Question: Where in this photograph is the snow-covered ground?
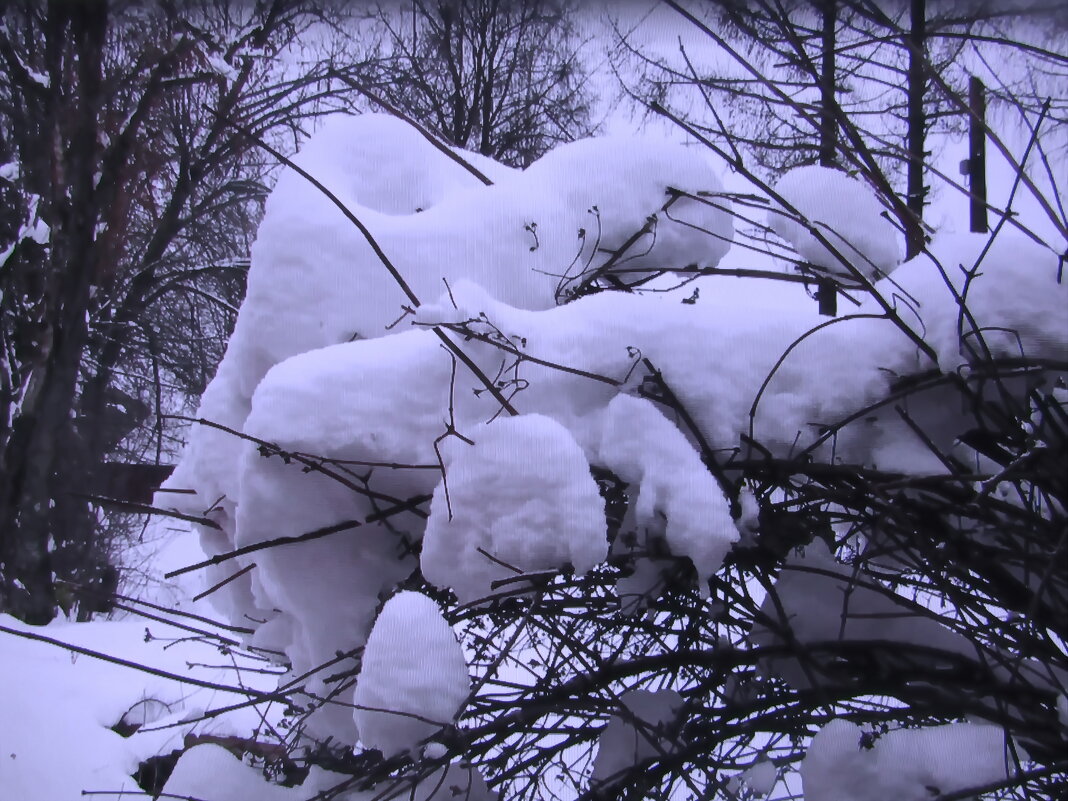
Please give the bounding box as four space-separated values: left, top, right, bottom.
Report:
0 522 289 798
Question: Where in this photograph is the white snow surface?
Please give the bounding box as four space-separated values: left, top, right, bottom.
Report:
0 605 280 799
353 592 471 757
600 393 736 591
751 539 974 689
161 743 496 800
769 165 901 280
801 718 1017 801
421 414 608 604
591 689 684 786
163 744 340 800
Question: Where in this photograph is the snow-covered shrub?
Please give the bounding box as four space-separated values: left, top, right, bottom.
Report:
157 112 1067 800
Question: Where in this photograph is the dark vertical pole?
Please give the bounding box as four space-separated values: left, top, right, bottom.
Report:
817 0 838 316
818 0 837 167
968 75 988 233
905 0 927 259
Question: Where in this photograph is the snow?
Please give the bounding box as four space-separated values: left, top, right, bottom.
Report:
421 414 608 604
736 482 760 543
217 280 913 705
0 523 488 801
353 592 471 757
801 718 1018 801
162 743 340 800
156 113 738 739
768 165 901 281
0 611 279 800
869 230 1068 373
750 539 974 690
154 112 1068 765
9 48 50 88
727 760 779 798
26 67 49 88
205 53 239 81
0 161 19 181
600 393 737 592
591 688 684 787
1 194 51 266
162 743 495 800
160 112 733 528
742 760 779 796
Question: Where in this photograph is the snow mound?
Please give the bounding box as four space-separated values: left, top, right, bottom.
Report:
353 592 470 757
160 113 733 528
163 744 349 800
0 613 281 801
872 231 1068 372
801 718 1017 801
751 539 973 689
601 393 738 592
421 414 608 604
163 742 495 800
591 689 684 787
769 165 901 281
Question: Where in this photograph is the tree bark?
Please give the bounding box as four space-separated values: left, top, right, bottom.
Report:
905 0 927 258
817 0 839 317
818 0 838 168
968 75 988 233
0 0 107 624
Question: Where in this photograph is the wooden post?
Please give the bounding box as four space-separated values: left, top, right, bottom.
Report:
818 0 837 168
815 278 837 316
968 76 988 233
817 0 838 317
905 0 927 259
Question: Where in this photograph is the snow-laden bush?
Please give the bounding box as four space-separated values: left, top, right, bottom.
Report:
157 113 1067 800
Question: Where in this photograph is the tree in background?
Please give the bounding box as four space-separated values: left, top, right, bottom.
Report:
367 0 597 167
614 0 1066 259
0 0 372 623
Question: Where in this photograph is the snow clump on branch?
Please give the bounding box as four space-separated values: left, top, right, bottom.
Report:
421 414 608 604
801 718 1021 801
353 591 470 758
768 164 901 281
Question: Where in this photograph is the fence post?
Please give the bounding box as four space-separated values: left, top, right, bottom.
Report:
961 76 988 233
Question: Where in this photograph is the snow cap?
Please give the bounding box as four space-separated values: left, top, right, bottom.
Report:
769 165 901 281
354 592 470 756
421 414 608 604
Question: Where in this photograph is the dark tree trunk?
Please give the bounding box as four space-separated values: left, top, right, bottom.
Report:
967 76 988 233
905 0 927 258
817 0 839 317
0 1 107 624
818 0 837 168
